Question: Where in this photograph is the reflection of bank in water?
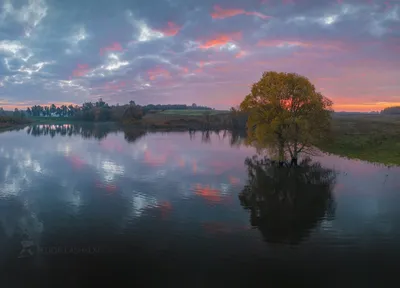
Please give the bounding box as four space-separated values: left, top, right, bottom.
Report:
239 155 337 245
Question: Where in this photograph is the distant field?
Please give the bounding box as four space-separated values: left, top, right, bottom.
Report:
158 110 229 116
319 114 400 166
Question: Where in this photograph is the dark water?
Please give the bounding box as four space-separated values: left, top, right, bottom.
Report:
1 124 400 287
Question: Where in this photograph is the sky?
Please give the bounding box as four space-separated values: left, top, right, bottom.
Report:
0 0 399 112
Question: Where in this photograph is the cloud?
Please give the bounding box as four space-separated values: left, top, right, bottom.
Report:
72 64 90 77
100 43 123 56
199 32 242 49
156 22 181 36
0 0 399 111
1 0 48 38
147 67 171 81
211 5 271 19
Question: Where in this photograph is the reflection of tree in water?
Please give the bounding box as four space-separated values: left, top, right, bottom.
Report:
201 130 211 143
239 155 336 245
188 129 246 147
123 129 147 143
229 130 246 147
26 124 146 144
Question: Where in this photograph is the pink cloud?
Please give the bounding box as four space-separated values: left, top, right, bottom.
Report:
104 81 126 91
157 21 181 36
199 32 242 49
72 63 90 77
99 42 123 56
235 51 247 58
180 66 189 74
147 66 171 80
211 5 271 19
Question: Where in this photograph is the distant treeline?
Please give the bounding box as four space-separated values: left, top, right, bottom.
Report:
1 100 247 131
1 100 213 122
381 106 400 115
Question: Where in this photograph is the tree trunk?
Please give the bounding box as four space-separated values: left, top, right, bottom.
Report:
278 138 285 167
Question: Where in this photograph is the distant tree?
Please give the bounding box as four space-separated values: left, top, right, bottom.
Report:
67 104 75 116
129 100 136 106
26 107 32 116
13 108 21 118
0 107 6 116
50 104 56 115
82 102 94 111
61 105 68 117
44 106 50 117
38 105 44 116
56 107 62 116
381 106 400 115
122 105 143 123
96 98 106 108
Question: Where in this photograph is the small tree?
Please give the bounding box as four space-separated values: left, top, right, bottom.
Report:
13 108 20 118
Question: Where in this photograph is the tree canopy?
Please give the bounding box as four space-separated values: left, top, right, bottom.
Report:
240 71 333 165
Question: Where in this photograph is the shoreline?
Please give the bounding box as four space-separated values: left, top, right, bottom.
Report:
2 118 399 167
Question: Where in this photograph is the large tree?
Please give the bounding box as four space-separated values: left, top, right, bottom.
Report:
240 71 333 166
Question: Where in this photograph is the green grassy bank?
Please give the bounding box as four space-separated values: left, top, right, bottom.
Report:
318 114 400 166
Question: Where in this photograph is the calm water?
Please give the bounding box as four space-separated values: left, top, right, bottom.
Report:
1 124 400 287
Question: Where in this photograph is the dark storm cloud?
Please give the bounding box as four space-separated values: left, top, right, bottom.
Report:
0 0 399 111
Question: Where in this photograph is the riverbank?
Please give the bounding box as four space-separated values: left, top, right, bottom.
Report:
0 116 31 131
318 114 400 166
10 113 400 166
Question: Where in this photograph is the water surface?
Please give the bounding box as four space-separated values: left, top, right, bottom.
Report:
1 124 400 286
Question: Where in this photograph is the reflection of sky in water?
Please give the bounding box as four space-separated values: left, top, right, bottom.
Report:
1 125 400 263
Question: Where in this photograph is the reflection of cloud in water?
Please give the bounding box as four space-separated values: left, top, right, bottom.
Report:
101 160 125 182
143 150 167 167
0 197 44 244
131 191 158 217
193 184 231 204
57 143 71 156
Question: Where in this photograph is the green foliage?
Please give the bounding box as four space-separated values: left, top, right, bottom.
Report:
240 71 333 162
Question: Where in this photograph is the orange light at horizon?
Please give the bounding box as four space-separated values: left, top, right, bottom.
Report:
333 102 400 112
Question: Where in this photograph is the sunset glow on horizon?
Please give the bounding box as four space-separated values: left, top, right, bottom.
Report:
0 0 399 112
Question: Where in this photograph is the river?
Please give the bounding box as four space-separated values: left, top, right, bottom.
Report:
1 124 399 287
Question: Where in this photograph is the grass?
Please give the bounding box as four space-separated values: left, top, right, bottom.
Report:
318 114 400 166
0 116 31 131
